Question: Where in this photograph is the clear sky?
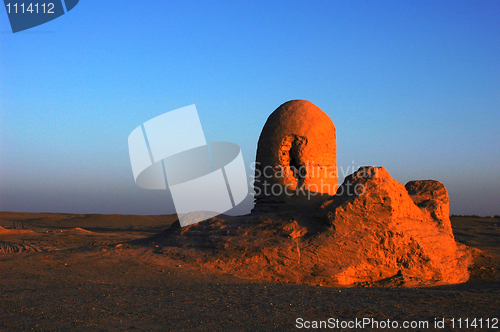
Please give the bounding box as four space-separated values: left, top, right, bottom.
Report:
1 0 499 216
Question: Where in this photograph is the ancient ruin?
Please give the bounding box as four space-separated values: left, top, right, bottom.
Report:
253 100 337 212
150 100 473 286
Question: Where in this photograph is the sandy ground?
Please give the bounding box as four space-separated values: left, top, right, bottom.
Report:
1 212 499 331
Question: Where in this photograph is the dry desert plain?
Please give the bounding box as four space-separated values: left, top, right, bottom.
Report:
1 212 500 331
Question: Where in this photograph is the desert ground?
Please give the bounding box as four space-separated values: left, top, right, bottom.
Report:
1 212 499 331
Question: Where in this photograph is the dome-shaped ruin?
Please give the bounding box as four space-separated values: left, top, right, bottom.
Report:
253 100 337 212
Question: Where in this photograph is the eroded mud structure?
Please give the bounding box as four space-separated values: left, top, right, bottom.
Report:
253 100 337 212
152 100 472 286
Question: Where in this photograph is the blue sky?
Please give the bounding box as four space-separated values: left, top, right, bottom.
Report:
1 0 499 216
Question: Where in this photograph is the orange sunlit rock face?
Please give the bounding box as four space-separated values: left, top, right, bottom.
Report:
405 180 452 234
154 166 472 286
253 100 337 212
316 166 470 285
103 99 477 287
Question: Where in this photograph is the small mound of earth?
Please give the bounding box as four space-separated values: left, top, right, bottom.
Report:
68 227 93 233
0 226 34 235
147 166 472 287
